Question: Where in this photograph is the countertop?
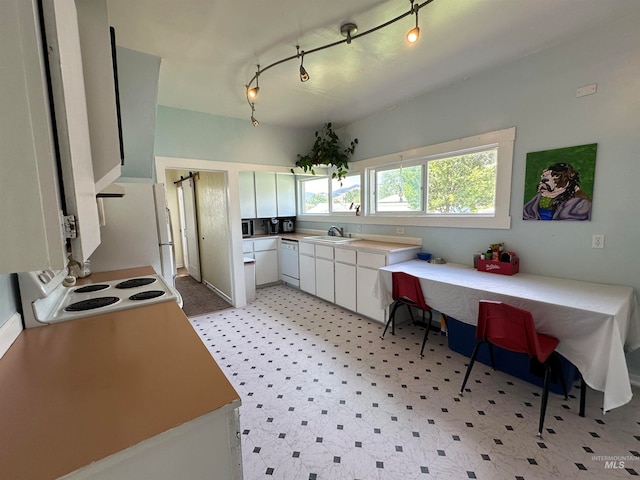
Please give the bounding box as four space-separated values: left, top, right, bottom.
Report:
0 267 240 480
245 232 422 254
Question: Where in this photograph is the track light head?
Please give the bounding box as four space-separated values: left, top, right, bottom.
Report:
300 64 310 82
297 46 310 82
247 66 260 100
250 102 259 126
407 26 420 43
407 2 420 43
247 86 260 100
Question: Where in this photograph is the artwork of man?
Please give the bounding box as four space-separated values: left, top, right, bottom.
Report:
523 163 591 220
523 144 596 221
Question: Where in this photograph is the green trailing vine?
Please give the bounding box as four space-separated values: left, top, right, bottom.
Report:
292 123 358 182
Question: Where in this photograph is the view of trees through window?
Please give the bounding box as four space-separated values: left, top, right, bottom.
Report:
300 147 497 216
426 149 497 214
376 165 423 212
374 148 497 214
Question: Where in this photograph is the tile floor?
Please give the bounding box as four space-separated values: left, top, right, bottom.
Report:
190 284 640 479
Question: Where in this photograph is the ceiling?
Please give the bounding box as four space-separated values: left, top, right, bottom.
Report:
107 0 639 129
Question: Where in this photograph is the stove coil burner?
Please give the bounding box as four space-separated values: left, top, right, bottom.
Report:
65 297 119 312
73 284 110 293
115 277 157 289
129 290 165 301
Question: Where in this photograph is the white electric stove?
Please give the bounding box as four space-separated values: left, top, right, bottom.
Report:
18 269 183 328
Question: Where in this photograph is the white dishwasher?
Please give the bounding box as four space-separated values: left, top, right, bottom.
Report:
280 239 300 287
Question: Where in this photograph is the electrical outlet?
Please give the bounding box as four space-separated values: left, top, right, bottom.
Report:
396 227 405 235
592 234 605 249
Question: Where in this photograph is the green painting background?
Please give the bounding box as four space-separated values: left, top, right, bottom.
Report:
523 143 597 206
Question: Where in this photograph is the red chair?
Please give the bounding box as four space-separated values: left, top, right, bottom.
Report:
380 271 433 358
459 300 568 438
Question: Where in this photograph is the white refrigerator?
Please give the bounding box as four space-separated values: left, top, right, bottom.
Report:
89 183 177 287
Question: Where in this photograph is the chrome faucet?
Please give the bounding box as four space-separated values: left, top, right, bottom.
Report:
328 225 344 237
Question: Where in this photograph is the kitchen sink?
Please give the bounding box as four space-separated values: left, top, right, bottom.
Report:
304 235 357 244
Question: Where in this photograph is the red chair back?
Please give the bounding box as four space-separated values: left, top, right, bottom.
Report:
476 300 558 363
392 271 431 312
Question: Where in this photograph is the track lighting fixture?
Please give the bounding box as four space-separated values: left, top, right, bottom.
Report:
407 1 420 43
245 0 434 125
250 103 259 126
297 46 310 82
246 65 260 101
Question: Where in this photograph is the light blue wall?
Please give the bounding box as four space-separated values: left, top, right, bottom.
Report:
333 10 640 290
155 106 315 169
117 47 161 179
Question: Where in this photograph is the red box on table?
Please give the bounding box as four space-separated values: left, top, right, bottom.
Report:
477 257 519 275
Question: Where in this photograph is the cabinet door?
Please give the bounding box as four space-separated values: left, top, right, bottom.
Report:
254 250 279 286
356 266 385 322
42 0 101 264
0 0 66 272
75 0 122 192
254 172 277 218
239 171 257 219
335 262 356 312
299 254 316 295
315 257 334 302
276 173 296 217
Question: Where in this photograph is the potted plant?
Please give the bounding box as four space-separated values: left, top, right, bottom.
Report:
292 123 358 182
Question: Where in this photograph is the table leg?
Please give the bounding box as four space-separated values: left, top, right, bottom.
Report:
579 377 586 417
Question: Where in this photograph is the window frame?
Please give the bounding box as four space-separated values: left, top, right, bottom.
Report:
295 127 515 229
297 171 363 216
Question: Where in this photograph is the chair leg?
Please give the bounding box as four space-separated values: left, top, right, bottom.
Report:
380 301 401 339
537 363 552 437
418 311 432 358
459 341 483 396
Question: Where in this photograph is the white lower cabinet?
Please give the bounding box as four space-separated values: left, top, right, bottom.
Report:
335 262 356 311
299 241 316 294
356 251 387 322
299 254 316 294
314 244 334 302
296 240 421 323
315 258 334 302
334 248 356 312
248 238 279 286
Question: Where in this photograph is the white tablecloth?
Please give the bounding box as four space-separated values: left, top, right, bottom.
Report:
377 260 640 412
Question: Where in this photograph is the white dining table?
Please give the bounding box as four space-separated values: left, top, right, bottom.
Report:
376 260 640 412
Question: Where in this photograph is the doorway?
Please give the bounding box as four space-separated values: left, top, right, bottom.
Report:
179 176 201 282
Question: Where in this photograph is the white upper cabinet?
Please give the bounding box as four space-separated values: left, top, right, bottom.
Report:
239 171 257 219
41 0 101 264
254 172 278 218
75 0 123 193
0 0 121 273
0 0 67 273
276 173 296 217
239 171 297 219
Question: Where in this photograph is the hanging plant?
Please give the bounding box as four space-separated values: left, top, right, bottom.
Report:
292 123 358 182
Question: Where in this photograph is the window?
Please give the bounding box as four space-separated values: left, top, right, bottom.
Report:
296 128 515 229
300 174 361 214
374 164 424 213
426 148 497 214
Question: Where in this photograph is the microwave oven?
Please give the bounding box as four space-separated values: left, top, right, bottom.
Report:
242 219 254 237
